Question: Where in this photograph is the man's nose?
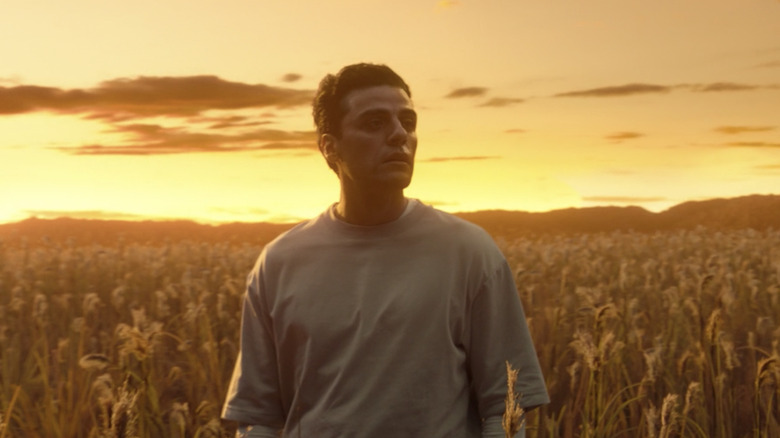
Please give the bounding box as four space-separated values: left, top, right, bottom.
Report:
387 118 408 146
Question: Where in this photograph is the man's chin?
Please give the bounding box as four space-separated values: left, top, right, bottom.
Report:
392 173 414 189
377 175 413 191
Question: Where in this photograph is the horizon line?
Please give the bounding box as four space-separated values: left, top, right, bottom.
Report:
2 193 776 227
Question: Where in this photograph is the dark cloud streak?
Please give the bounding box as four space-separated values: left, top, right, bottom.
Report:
555 83 671 98
0 75 313 118
755 60 780 69
555 82 776 98
445 87 488 98
1 75 319 157
690 82 758 92
54 124 318 156
725 141 780 148
281 73 303 83
605 131 644 141
714 126 775 135
479 97 524 107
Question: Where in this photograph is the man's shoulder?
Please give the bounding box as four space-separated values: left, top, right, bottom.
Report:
417 204 501 253
417 204 510 276
261 212 329 256
422 204 493 239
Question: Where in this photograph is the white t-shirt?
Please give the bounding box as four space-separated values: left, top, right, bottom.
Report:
222 200 549 437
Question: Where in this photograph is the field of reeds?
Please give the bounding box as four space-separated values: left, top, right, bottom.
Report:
1 226 778 437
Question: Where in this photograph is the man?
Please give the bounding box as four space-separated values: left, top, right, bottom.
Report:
222 63 549 437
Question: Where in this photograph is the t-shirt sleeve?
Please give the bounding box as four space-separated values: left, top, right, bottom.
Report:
222 261 286 428
482 415 525 438
466 259 550 419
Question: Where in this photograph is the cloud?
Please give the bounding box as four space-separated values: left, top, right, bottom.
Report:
256 141 318 150
208 116 273 130
554 82 776 98
0 75 320 156
0 75 313 118
605 131 644 141
420 155 500 163
755 60 780 69
555 83 671 98
54 124 317 155
582 196 668 204
725 141 780 148
479 97 524 107
183 114 274 130
445 87 488 98
505 128 525 134
714 125 775 135
690 82 759 92
281 73 303 83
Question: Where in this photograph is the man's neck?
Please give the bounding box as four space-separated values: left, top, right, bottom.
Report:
335 189 408 226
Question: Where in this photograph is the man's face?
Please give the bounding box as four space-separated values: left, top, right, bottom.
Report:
323 85 418 193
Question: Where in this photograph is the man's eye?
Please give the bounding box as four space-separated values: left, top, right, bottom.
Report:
401 117 416 131
363 118 383 129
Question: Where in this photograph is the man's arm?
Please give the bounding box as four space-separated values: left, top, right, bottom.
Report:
222 263 286 429
466 261 550 425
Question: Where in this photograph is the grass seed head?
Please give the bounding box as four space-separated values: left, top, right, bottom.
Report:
110 382 140 438
92 373 115 405
82 293 101 315
682 382 703 416
705 309 723 344
645 404 659 438
659 393 679 438
79 353 111 372
502 361 525 438
571 330 600 371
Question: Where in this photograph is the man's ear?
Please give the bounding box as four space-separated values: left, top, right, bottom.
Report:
319 133 339 166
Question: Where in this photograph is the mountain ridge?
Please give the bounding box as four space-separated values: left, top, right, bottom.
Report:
1 194 778 246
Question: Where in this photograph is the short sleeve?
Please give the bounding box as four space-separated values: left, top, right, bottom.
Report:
222 259 286 428
465 260 550 418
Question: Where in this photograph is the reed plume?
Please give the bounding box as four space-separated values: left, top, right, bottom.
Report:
502 361 525 438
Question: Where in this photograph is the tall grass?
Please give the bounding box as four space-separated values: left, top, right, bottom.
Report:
512 228 780 437
1 227 778 437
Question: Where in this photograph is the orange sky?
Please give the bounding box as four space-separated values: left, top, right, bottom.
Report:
1 0 779 224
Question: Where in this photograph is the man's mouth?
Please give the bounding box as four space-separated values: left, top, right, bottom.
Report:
385 154 412 165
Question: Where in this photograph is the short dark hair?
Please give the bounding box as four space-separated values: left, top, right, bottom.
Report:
312 63 411 138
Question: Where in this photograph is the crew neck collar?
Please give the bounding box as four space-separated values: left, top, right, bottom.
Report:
324 198 424 237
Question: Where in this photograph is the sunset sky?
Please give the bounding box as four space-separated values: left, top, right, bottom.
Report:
2 0 779 224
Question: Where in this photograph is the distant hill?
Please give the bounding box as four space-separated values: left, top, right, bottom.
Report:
458 194 780 236
1 194 778 246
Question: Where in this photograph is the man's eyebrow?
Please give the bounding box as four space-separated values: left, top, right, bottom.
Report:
355 108 417 119
355 108 388 119
400 108 417 118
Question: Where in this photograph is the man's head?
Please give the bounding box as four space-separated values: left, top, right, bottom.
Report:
313 64 417 193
